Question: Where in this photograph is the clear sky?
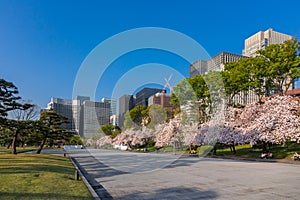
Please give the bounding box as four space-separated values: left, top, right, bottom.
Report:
1 0 300 109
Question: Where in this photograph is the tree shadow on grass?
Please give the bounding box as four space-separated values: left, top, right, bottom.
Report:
0 164 74 175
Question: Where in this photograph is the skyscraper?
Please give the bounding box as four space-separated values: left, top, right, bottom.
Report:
42 96 110 138
135 87 162 106
118 94 135 128
80 101 110 138
47 97 80 133
242 28 292 57
101 98 117 117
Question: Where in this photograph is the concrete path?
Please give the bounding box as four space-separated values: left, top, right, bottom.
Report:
66 149 300 200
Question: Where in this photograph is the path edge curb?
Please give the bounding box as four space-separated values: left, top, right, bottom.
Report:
69 156 101 200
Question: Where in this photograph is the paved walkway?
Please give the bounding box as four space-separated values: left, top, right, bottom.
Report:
66 149 300 200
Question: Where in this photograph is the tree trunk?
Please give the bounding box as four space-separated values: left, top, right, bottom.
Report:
262 142 267 153
213 146 217 156
49 137 54 147
11 130 19 154
232 144 236 154
37 137 47 154
7 139 12 149
20 140 25 147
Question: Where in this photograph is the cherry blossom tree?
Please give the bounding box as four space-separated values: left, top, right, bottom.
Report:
96 136 112 147
92 95 300 155
181 95 300 154
221 95 300 152
85 138 95 147
245 95 300 145
112 127 155 148
154 115 181 148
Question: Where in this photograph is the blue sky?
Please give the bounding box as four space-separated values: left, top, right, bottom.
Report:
1 0 300 108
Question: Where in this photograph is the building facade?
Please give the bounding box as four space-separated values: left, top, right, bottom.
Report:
47 98 80 133
190 52 244 77
242 28 292 57
190 60 208 77
118 94 135 128
148 90 178 111
42 96 110 138
135 87 162 106
101 98 117 117
208 52 245 72
80 101 110 138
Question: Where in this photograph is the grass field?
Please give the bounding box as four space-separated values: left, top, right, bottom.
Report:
0 146 38 154
0 147 92 200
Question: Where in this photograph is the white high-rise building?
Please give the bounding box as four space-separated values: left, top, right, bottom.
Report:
242 28 292 57
41 96 110 138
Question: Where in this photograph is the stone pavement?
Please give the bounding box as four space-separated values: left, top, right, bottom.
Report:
66 149 300 200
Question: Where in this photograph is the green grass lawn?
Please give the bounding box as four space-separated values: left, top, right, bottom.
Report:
0 146 38 154
0 148 92 200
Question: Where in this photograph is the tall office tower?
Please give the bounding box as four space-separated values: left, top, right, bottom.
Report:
189 60 208 77
80 101 110 138
73 96 90 134
189 52 244 77
48 98 78 133
118 94 135 128
242 28 292 57
101 98 117 117
42 96 110 138
135 87 162 107
75 96 90 104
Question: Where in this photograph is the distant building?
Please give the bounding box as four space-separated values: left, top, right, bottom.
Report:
42 96 110 138
190 60 208 77
118 94 135 128
234 29 293 105
101 98 117 117
135 87 162 106
148 90 178 111
208 52 245 72
110 114 118 126
180 101 200 124
190 52 244 77
231 89 260 106
45 98 81 133
80 101 110 138
242 28 292 57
